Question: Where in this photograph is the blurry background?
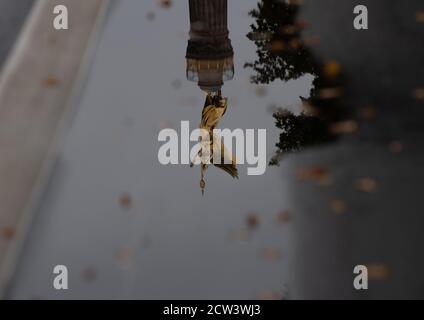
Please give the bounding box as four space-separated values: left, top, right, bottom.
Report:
0 0 423 300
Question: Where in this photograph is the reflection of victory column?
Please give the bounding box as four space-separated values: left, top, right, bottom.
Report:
186 0 234 93
186 0 238 195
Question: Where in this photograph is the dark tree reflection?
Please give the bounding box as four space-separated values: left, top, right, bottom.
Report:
246 0 348 165
244 0 316 84
269 63 347 165
270 108 334 165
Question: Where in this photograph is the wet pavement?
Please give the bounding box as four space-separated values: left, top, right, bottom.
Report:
0 0 34 68
285 0 424 299
6 0 424 299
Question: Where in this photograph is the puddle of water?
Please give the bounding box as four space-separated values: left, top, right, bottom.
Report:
8 0 319 299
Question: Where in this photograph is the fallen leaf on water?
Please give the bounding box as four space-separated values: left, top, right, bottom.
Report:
296 20 309 29
297 166 332 186
260 248 282 262
157 0 172 9
323 60 341 79
416 11 424 23
81 267 97 283
297 166 328 180
158 120 172 130
116 247 135 270
1 227 15 240
318 87 344 99
119 193 133 210
246 213 260 229
366 263 390 280
359 106 377 120
354 178 378 193
330 120 358 135
317 176 333 187
289 38 301 50
303 36 320 46
330 200 347 214
276 210 292 225
270 40 285 53
280 25 298 35
413 88 424 101
43 76 60 87
389 140 403 153
256 291 281 300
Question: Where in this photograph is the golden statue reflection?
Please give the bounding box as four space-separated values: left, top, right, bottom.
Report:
190 91 238 195
186 0 238 195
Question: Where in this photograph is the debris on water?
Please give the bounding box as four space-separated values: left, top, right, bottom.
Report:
389 140 403 153
323 60 341 79
297 166 332 186
330 120 358 135
116 247 135 270
81 267 98 283
256 290 282 300
354 178 378 193
119 193 133 210
359 106 377 120
260 248 282 262
281 24 299 36
413 88 424 101
246 213 260 230
158 120 172 130
416 11 424 23
318 87 344 99
157 0 172 9
269 39 285 53
289 38 301 50
276 210 292 225
43 76 60 87
330 200 347 214
1 227 15 240
303 35 320 46
366 263 390 280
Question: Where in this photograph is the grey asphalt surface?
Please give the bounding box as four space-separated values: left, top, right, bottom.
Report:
287 0 424 299
0 0 34 68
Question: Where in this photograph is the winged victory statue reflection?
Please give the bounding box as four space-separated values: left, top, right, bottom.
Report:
185 0 238 195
